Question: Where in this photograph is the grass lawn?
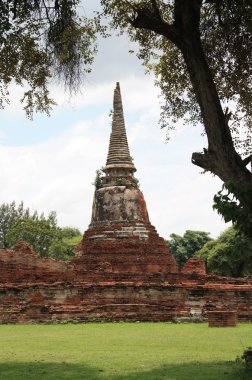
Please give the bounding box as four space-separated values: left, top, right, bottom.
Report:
0 323 251 380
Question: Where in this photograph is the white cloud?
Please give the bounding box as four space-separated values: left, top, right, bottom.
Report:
0 94 229 239
48 75 160 113
0 117 108 232
134 137 229 239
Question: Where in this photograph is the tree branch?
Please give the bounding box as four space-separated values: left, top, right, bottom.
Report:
150 0 161 19
42 0 52 27
174 0 202 32
191 150 216 171
130 3 179 44
243 154 252 167
205 0 224 26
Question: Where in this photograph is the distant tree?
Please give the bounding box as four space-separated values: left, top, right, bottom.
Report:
6 217 60 257
48 226 82 259
167 230 212 268
60 226 82 239
0 0 97 118
197 227 252 277
0 201 81 259
48 239 69 260
0 201 41 249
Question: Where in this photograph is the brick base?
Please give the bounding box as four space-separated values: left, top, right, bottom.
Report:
207 310 237 327
1 245 252 323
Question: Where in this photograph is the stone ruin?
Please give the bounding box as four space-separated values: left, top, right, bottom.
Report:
0 83 252 324
75 82 178 276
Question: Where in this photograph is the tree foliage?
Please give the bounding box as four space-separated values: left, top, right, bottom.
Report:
197 226 252 277
213 181 252 238
0 201 82 259
6 217 59 257
0 201 45 249
57 226 83 258
0 0 97 118
92 168 104 189
167 229 211 268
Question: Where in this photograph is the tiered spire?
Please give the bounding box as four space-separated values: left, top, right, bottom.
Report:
105 82 136 171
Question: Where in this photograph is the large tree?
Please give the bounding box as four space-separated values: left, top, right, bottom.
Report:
0 0 97 118
98 0 252 236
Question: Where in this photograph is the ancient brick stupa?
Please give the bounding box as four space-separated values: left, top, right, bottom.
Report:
75 82 178 275
1 83 252 324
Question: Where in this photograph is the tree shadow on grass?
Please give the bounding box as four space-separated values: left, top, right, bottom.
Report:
0 361 251 380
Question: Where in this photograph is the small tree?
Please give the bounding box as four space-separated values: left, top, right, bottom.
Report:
0 201 40 249
167 230 211 268
92 168 104 189
6 218 60 257
0 201 81 259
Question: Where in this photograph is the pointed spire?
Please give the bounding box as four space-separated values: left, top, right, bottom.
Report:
105 82 136 172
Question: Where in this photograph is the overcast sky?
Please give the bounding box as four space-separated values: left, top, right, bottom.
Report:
0 3 230 239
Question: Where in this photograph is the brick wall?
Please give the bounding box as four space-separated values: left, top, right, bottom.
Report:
0 244 252 323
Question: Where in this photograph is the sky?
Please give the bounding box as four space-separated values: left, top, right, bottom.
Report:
0 3 230 239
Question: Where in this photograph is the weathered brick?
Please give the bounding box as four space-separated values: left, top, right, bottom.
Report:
0 83 252 324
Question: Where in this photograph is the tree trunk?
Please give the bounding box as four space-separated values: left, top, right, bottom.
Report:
172 0 251 184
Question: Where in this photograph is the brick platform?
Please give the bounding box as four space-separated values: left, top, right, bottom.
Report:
207 310 237 327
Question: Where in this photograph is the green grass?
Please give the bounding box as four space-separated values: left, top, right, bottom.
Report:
0 323 251 379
